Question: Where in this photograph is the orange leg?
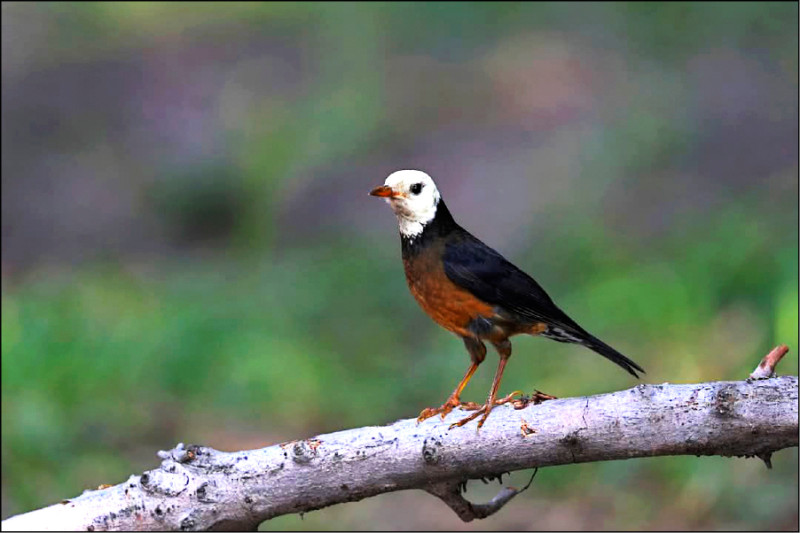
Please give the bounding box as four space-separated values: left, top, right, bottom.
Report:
417 362 479 423
450 354 513 430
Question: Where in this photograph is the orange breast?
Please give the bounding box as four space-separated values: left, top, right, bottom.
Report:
403 248 495 338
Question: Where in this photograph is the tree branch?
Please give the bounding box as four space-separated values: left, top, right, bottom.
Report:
3 348 797 531
750 344 789 379
424 468 538 521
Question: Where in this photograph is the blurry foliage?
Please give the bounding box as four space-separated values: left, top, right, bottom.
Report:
2 1 798 530
148 162 246 244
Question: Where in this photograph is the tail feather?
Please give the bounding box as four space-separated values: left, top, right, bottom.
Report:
582 335 644 378
541 326 644 378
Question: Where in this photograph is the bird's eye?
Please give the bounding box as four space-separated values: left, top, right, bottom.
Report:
410 183 423 195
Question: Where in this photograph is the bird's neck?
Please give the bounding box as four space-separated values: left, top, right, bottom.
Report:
400 199 458 257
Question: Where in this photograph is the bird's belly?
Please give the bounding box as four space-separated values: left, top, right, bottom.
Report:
404 262 498 338
411 284 494 337
402 260 549 342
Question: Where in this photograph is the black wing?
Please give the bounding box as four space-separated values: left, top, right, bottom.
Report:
442 229 644 377
442 230 584 332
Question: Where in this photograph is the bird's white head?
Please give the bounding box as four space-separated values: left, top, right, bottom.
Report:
369 170 441 239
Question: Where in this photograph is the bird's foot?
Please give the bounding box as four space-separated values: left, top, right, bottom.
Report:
458 390 524 411
448 390 524 430
448 402 493 430
417 395 470 423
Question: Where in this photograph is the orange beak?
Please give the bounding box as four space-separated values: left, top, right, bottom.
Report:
369 185 396 198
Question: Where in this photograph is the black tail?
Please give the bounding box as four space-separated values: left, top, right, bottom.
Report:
541 326 644 378
582 334 644 378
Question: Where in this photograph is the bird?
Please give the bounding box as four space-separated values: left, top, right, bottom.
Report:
369 169 644 429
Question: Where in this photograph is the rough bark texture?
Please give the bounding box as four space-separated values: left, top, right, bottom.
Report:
3 371 797 531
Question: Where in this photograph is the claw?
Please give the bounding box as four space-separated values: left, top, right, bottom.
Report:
417 395 461 423
422 389 552 429
497 390 524 405
447 391 526 430
449 408 485 430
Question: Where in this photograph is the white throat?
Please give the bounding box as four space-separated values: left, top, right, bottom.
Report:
396 205 435 240
380 169 442 241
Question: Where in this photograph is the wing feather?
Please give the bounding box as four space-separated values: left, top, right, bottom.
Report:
442 229 645 377
442 231 585 334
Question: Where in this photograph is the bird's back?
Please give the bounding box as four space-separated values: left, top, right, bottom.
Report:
442 227 583 333
442 225 645 378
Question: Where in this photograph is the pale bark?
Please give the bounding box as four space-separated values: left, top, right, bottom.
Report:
3 348 797 531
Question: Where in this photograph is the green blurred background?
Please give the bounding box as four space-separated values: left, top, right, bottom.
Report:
2 2 798 530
